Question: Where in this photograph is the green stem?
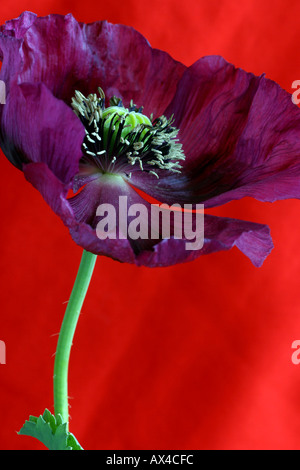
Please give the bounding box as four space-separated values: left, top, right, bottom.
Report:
53 250 97 429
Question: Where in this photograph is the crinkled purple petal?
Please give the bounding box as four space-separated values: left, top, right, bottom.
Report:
23 163 136 264
68 171 174 257
0 11 185 116
0 82 85 179
24 161 274 268
24 162 163 262
81 20 186 116
136 214 273 268
131 56 300 208
0 10 36 38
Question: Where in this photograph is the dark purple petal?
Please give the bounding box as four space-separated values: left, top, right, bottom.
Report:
131 56 300 208
0 82 85 180
24 162 161 262
81 20 186 117
68 172 165 256
0 12 37 94
23 161 274 268
0 12 91 103
0 12 186 116
136 214 273 268
23 162 136 264
0 10 36 38
0 31 22 94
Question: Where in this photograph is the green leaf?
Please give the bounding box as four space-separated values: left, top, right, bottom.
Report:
18 409 83 450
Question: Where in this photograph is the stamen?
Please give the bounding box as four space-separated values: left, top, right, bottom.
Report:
86 135 96 143
71 87 185 179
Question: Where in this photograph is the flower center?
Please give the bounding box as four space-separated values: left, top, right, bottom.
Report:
71 87 185 179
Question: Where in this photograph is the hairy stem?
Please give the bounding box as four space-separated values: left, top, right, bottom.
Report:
53 250 97 428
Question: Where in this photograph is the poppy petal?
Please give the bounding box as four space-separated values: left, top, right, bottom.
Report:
0 82 85 180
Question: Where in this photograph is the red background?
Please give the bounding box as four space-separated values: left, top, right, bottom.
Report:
1 0 300 450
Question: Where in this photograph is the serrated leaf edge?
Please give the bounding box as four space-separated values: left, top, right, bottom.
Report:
18 409 83 450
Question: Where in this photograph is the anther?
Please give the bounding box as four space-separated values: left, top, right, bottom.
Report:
71 87 185 178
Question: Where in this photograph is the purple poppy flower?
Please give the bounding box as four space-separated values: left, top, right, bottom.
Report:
1 11 300 268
